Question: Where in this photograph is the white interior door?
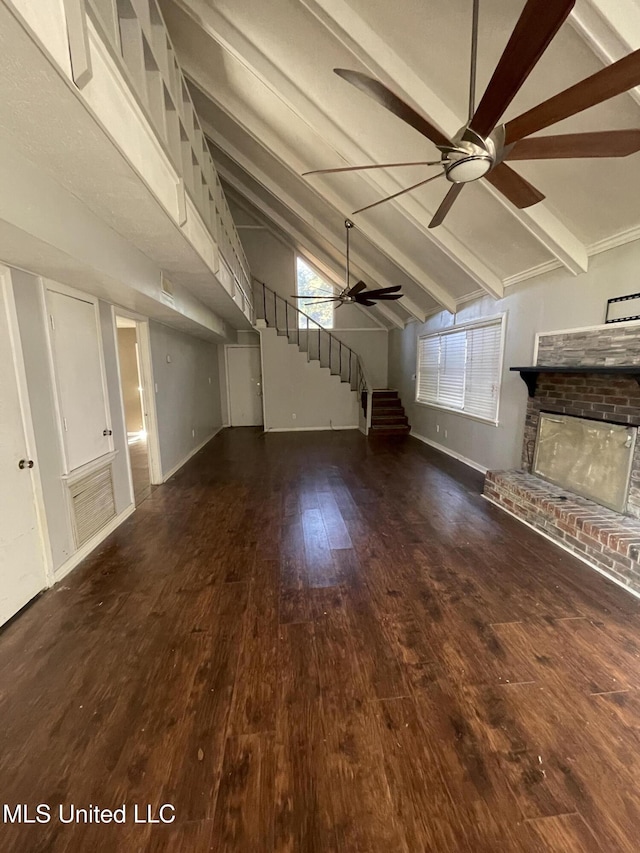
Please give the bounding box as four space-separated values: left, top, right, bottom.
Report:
0 279 47 626
227 346 263 426
47 288 111 471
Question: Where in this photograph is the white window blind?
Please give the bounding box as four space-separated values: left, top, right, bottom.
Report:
416 317 504 423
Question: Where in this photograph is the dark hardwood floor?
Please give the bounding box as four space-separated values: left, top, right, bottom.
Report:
2 428 640 852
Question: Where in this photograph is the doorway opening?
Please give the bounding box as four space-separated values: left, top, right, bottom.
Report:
115 315 157 504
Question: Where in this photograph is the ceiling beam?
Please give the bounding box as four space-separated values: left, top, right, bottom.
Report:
300 0 588 276
207 131 408 327
168 0 471 309
569 0 640 107
184 66 451 315
373 302 411 329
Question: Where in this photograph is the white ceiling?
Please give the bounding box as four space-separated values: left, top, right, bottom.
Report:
158 0 640 324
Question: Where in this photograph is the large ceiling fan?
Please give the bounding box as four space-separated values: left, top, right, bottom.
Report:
303 0 640 228
291 219 404 308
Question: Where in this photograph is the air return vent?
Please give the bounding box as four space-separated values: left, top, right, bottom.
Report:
69 463 116 547
160 272 174 303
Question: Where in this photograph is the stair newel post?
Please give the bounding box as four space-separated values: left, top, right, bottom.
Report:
349 350 352 386
262 281 266 323
274 291 277 330
285 300 289 340
339 341 342 379
329 334 332 374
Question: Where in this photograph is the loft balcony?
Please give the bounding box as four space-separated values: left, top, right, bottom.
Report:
2 0 252 332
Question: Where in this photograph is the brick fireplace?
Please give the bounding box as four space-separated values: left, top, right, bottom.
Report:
484 323 640 595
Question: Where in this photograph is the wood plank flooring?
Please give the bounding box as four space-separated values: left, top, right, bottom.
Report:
2 428 640 851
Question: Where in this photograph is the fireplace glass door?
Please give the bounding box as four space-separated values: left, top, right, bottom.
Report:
533 413 636 512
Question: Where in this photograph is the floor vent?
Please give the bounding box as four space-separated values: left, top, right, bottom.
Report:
69 463 116 547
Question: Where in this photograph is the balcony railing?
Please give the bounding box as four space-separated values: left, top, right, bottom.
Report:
85 0 252 318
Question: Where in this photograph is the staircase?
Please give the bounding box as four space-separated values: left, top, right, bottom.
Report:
253 279 366 394
253 279 410 436
369 390 411 436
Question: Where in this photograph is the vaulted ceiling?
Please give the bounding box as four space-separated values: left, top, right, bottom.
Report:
158 0 640 326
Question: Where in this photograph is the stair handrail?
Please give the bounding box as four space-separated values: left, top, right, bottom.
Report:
252 277 373 406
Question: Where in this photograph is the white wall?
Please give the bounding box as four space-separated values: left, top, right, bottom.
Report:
0 134 230 341
260 327 359 430
330 330 388 388
150 322 223 477
388 240 640 472
7 0 71 77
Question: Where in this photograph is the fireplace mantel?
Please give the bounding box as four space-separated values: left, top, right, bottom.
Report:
510 365 640 397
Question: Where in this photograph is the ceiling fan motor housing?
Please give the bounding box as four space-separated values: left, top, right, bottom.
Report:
444 127 496 183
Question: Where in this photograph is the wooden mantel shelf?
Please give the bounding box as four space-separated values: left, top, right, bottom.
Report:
510 365 640 397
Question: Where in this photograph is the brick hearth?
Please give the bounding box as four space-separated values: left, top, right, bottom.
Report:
484 470 640 591
484 322 640 595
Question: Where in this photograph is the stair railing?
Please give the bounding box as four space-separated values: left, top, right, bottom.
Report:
253 279 372 416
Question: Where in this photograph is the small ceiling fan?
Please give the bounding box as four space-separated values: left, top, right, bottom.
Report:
303 0 640 227
291 220 404 308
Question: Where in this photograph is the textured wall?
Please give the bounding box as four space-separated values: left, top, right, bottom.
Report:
537 324 640 367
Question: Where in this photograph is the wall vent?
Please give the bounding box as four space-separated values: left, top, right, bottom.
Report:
69 464 116 547
160 272 175 303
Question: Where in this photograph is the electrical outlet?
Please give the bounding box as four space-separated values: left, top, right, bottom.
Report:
444 429 448 438
166 354 171 363
292 413 297 420
208 376 211 384
191 428 195 438
436 424 440 433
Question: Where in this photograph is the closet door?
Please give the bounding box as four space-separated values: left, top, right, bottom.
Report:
0 277 47 625
46 288 112 472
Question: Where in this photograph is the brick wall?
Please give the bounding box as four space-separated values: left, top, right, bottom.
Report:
521 325 640 519
484 323 640 596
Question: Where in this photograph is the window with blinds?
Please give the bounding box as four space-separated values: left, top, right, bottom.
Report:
416 317 504 423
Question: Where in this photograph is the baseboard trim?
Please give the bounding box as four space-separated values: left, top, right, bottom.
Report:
53 504 136 584
162 427 224 482
410 430 488 474
483 494 640 602
265 425 359 432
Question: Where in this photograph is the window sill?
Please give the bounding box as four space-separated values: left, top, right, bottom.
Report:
414 400 499 427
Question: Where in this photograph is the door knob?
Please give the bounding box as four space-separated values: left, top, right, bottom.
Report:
18 459 34 469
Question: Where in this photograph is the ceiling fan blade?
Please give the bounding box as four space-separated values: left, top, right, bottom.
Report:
334 69 452 149
352 172 445 215
302 160 441 176
358 299 377 307
428 184 464 229
347 280 368 296
369 294 404 301
506 130 640 160
470 0 575 138
358 286 402 297
484 163 545 208
505 49 640 143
